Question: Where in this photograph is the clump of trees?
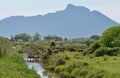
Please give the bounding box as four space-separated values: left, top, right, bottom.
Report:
83 26 120 56
43 35 63 41
11 33 41 42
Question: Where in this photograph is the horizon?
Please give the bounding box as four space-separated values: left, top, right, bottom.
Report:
0 0 120 23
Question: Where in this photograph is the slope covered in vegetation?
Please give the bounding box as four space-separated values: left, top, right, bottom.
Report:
0 37 40 78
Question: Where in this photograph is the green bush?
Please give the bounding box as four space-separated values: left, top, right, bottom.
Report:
94 47 108 56
71 68 80 77
55 65 65 73
106 47 120 56
46 65 55 71
55 58 65 66
83 41 101 55
94 47 120 56
16 45 23 54
60 71 71 78
100 26 120 47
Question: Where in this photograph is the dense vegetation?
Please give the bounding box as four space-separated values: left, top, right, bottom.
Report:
0 37 40 78
1 26 120 78
42 26 120 78
84 26 120 56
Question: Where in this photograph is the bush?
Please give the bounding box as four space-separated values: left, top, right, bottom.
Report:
46 65 55 71
55 58 65 66
100 26 120 47
65 64 76 73
83 41 101 55
71 68 80 77
60 71 71 78
16 45 23 54
47 49 52 55
55 65 65 73
94 47 120 56
94 47 108 56
106 47 120 56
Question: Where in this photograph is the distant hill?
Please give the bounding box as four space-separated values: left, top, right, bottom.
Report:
0 4 119 38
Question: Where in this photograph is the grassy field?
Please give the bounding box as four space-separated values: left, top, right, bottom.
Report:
0 53 40 78
45 51 120 78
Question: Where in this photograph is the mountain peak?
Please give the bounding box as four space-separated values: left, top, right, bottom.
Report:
66 4 76 9
65 4 91 13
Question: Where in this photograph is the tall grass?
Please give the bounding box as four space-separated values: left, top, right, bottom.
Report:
0 36 40 78
0 55 40 78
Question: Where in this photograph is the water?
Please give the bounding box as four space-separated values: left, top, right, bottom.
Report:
22 54 52 78
27 62 48 78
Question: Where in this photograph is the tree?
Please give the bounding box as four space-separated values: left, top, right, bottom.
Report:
100 26 120 47
64 38 68 41
10 35 14 41
90 35 100 40
33 33 41 41
14 33 31 42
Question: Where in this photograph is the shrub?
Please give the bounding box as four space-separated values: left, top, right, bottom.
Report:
47 49 52 55
60 71 71 78
71 68 80 77
46 65 55 71
83 41 101 55
80 70 88 77
55 58 65 66
100 26 120 47
65 64 76 73
94 47 120 56
55 65 65 73
106 47 120 56
94 47 108 56
16 45 23 54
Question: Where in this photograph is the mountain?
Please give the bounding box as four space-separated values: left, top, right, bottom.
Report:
0 4 119 38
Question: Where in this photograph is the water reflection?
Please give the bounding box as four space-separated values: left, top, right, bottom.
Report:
27 62 48 78
23 54 53 78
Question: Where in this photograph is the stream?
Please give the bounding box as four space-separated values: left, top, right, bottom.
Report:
22 54 53 78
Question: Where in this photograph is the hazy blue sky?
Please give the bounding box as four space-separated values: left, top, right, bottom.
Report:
0 0 120 23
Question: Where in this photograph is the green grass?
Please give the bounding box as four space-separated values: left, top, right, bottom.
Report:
45 51 120 78
0 55 40 78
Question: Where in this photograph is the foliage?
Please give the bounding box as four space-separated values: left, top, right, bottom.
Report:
90 35 100 40
0 55 40 78
0 37 12 58
55 58 65 66
0 36 40 78
33 33 41 41
100 26 120 47
43 35 62 41
50 42 56 47
83 41 101 55
94 47 108 56
44 52 120 78
84 26 120 56
15 45 23 54
14 33 31 42
111 34 120 47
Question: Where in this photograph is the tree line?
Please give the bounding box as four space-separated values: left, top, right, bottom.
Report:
10 33 64 42
10 33 100 42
